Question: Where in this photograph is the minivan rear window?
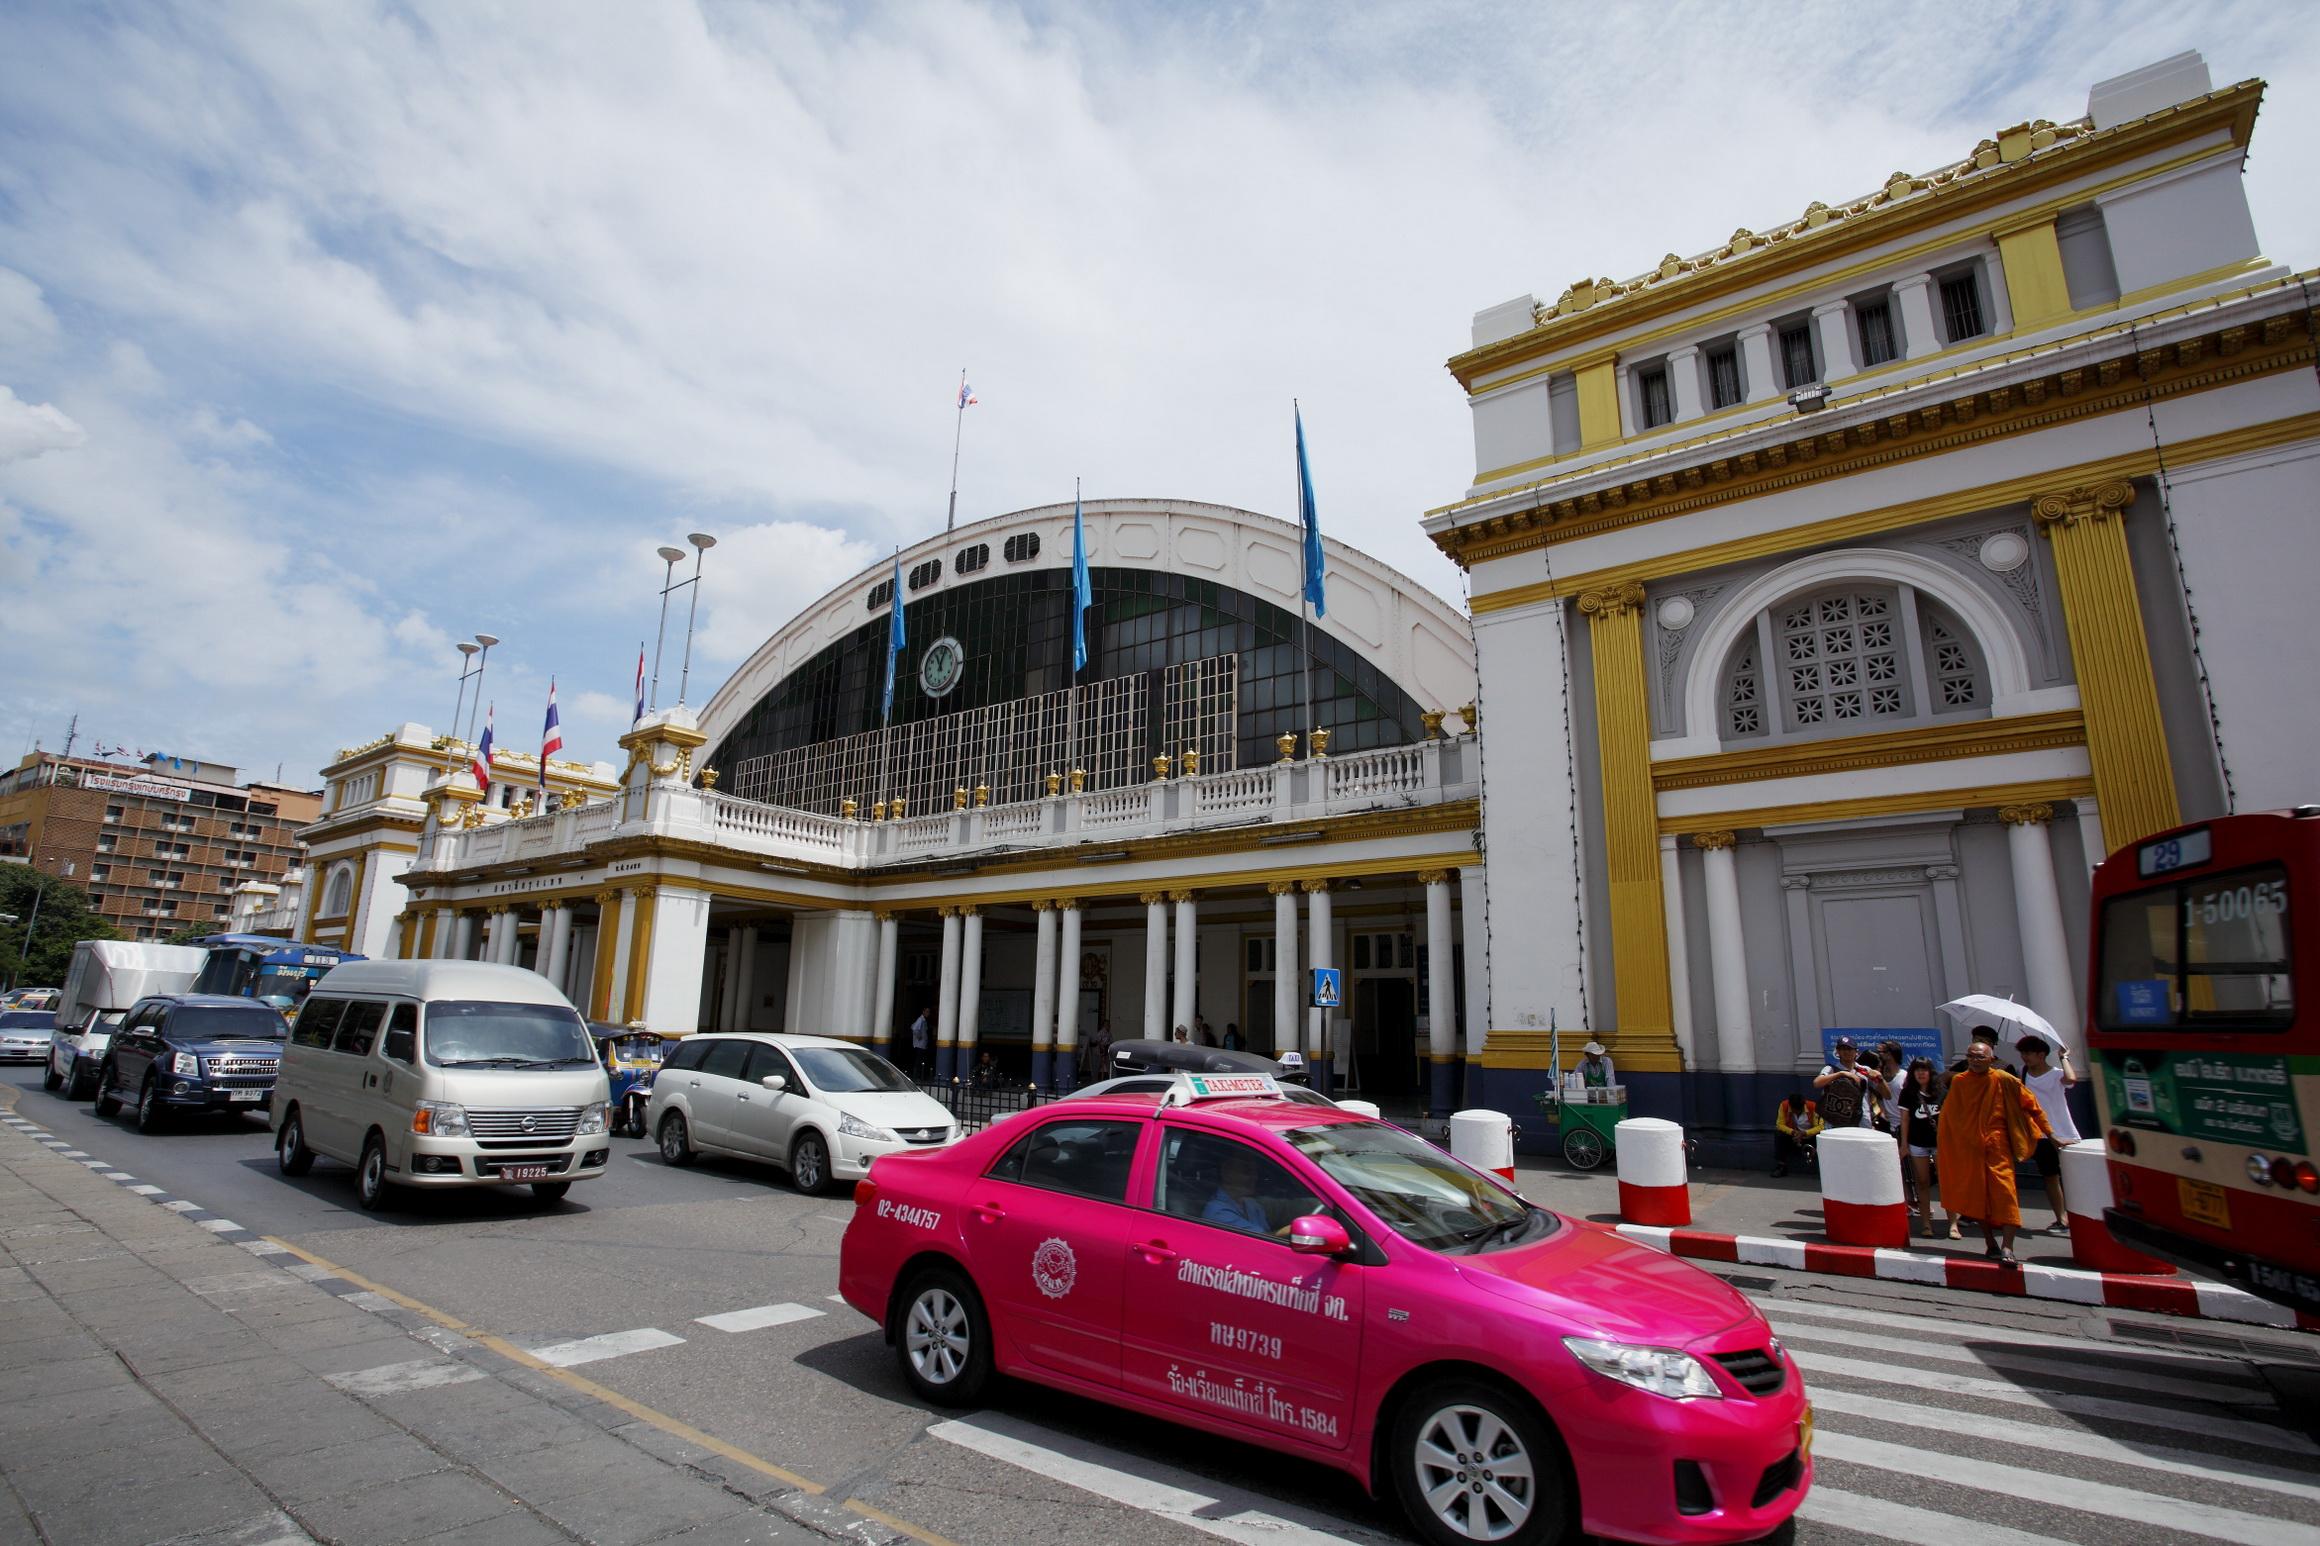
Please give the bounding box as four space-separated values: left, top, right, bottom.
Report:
421 1001 594 1069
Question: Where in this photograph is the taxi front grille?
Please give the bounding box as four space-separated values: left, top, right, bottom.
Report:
1711 1348 1786 1396
467 1107 582 1141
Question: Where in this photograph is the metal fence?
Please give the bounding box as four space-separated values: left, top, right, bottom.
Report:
914 1079 1079 1133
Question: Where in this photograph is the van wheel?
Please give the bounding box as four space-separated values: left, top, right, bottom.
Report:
356 1135 392 1211
531 1182 571 1206
93 1064 121 1118
658 1112 696 1166
895 1265 991 1406
66 1059 92 1100
41 1062 61 1091
135 1078 167 1135
1389 1378 1573 1546
791 1131 831 1196
277 1109 316 1176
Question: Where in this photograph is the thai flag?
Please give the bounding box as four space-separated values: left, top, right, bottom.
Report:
471 704 495 791
958 379 978 409
633 646 646 723
539 679 562 791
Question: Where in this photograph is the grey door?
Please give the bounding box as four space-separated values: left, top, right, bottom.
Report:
1819 893 1939 1029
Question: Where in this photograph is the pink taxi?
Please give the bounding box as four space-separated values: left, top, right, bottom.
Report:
840 1077 1809 1545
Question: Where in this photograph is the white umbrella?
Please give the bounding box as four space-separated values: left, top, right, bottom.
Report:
1937 994 2070 1055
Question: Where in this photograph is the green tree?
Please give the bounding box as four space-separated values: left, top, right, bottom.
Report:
0 864 121 989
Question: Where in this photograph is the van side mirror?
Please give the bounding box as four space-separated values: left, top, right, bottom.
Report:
383 1028 416 1064
760 1074 787 1093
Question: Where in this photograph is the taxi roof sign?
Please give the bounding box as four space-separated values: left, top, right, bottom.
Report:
1163 1071 1284 1106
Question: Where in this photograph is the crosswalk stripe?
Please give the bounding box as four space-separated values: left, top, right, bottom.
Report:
1765 1297 2279 1376
695 1303 824 1334
1814 1430 2320 1545
1807 1386 2320 1505
1772 1320 2272 1405
1793 1350 2315 1453
529 1328 685 1368
1795 1486 2055 1546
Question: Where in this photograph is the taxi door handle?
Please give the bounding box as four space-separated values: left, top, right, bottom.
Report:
971 1202 1007 1224
1132 1240 1178 1263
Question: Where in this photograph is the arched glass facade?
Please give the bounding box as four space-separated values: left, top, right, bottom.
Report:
707 566 1429 776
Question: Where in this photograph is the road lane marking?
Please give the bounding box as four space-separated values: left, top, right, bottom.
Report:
1797 1487 2053 1546
1807 1386 2320 1504
826 1293 848 1304
696 1303 825 1334
527 1328 687 1368
325 1358 490 1397
929 1413 1373 1545
1814 1430 2320 1545
1764 1298 2280 1376
1770 1319 2273 1404
1792 1351 2316 1453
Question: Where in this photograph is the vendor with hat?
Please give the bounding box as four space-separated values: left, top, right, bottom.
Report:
1574 1039 1617 1090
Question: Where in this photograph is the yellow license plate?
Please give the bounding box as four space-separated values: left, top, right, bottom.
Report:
2178 1177 2232 1230
1799 1404 1814 1458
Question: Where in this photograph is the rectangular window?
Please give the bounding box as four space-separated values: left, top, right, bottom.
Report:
1778 323 1817 389
1637 367 1672 429
104 805 123 824
1706 346 1742 409
97 834 116 853
1856 300 1897 367
2097 864 2291 1031
90 865 109 883
1939 272 1986 342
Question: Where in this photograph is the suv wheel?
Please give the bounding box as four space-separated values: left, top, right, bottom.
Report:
135 1077 167 1135
93 1063 122 1118
277 1109 316 1176
356 1134 392 1211
895 1265 991 1405
1390 1379 1572 1546
657 1112 696 1166
41 1060 61 1092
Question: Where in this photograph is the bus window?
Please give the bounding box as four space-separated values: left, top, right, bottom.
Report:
2098 863 2292 1030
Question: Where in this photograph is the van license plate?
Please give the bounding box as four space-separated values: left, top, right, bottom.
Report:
500 1164 551 1181
2178 1177 2231 1229
228 1090 266 1103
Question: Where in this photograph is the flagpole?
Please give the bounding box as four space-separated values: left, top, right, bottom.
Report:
881 547 899 808
1067 478 1080 785
1296 400 1314 756
946 368 968 534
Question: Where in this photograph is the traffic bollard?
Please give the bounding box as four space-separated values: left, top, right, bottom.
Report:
1615 1117 1691 1226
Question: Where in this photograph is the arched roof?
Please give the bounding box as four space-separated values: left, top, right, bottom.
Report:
700 497 1477 752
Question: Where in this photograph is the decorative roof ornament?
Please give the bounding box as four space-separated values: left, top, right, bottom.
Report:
1726 227 1757 257
1801 200 1833 229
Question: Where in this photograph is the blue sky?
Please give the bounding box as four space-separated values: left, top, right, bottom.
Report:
3 1 2314 786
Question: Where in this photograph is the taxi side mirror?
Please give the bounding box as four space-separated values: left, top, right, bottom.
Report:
760 1074 788 1093
1288 1215 1351 1256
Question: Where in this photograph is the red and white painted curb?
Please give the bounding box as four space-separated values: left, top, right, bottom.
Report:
1614 1222 2320 1332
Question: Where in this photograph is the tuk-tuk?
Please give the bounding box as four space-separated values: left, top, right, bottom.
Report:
590 1024 677 1137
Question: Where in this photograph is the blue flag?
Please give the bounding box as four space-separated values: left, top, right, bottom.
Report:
882 554 906 720
1071 487 1093 673
1296 404 1326 618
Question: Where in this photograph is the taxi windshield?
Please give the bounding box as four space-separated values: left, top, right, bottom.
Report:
1285 1122 1552 1254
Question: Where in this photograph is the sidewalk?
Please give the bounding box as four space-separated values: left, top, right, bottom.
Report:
0 1094 825 1546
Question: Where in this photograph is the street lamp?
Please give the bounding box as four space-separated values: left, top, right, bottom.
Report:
648 545 688 713
465 633 501 746
649 534 717 711
677 532 717 705
450 641 481 756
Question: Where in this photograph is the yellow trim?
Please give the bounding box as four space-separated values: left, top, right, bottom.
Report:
1575 357 1621 447
2031 480 2181 848
1651 711 2086 792
345 849 370 945
1657 775 2093 837
1477 1031 1685 1074
1470 406 2320 613
412 910 436 960
2112 255 2271 312
623 888 658 1025
591 891 622 1020
1577 585 1677 1065
1994 215 2073 333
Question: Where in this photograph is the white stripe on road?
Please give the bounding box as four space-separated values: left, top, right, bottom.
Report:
826 1294 848 1304
529 1328 685 1368
1796 1486 2056 1546
325 1359 489 1397
1814 1430 2320 1546
1792 1351 2315 1453
931 1414 1370 1546
1773 1320 2271 1405
1807 1386 2320 1505
1765 1298 2276 1375
695 1303 824 1334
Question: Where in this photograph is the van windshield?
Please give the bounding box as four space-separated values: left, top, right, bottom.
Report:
422 1001 595 1068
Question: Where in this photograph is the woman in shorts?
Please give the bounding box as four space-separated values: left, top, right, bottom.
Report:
1896 1057 1954 1238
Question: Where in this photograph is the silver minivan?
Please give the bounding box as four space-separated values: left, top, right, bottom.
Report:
272 960 612 1210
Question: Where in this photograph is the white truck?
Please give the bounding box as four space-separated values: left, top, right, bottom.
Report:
45 940 206 1099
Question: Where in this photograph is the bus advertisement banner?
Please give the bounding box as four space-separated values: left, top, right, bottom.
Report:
2099 1050 2307 1151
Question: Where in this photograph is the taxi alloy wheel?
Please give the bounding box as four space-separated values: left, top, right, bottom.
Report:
897 1267 991 1405
1395 1381 1569 1546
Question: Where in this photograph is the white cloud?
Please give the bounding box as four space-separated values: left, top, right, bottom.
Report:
0 268 60 358
0 385 84 464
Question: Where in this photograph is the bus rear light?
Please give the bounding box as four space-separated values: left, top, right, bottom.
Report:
2296 1162 2319 1195
2272 1157 2300 1190
2249 1154 2277 1186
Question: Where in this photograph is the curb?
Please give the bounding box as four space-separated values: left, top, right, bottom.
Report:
1615 1222 2320 1333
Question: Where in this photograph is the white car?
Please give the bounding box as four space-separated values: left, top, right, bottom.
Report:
0 1010 54 1065
45 1008 127 1098
646 1032 957 1194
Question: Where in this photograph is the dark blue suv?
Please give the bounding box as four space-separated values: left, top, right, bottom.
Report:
94 994 289 1132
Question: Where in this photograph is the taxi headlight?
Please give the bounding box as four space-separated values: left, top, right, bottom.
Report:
1562 1337 1723 1400
837 1112 897 1144
577 1102 608 1135
413 1100 470 1137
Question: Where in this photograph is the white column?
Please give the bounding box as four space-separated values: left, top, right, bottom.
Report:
540 905 570 984
2003 804 2081 1045
1171 891 1197 1036
1459 865 1489 1061
434 909 460 960
456 912 478 960
1142 892 1168 1040
1738 323 1778 402
936 907 963 1060
1666 344 1705 423
1895 273 1939 359
1031 901 1059 1063
1304 880 1334 1058
871 912 899 1048
1659 836 1697 1066
719 925 745 1031
2074 799 2107 879
482 910 508 964
735 924 759 1031
1271 882 1299 1058
1811 299 1857 382
957 908 985 1062
1696 832 1755 1072
1056 902 1082 1075
1423 871 1456 1067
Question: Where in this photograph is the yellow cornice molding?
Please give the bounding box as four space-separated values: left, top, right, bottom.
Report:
1445 83 2262 388
1657 775 2094 837
1450 312 2317 575
1650 711 2086 792
1470 405 2320 615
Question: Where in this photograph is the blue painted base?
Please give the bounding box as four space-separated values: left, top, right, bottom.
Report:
935 1045 956 1081
1030 1049 1052 1092
1428 1061 1456 1118
1312 1055 1336 1098
1466 1065 1818 1168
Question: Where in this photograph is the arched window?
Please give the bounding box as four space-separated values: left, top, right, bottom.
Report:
1721 583 1986 742
322 865 355 919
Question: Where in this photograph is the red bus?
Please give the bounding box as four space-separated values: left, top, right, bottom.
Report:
2086 809 2320 1315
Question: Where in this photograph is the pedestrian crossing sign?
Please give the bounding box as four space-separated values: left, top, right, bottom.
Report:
1310 966 1341 1009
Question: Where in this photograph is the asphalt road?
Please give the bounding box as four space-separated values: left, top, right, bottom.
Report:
7 1061 2318 1546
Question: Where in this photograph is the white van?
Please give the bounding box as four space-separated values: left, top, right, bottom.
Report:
271 960 611 1210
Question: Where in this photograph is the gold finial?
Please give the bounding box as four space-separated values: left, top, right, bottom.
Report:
1308 729 1330 760
892 795 908 818
975 782 990 806
1277 732 1298 764
1459 700 1479 732
870 800 887 821
1181 748 1200 776
1152 753 1172 780
1421 709 1445 740
1045 771 1062 796
699 766 719 790
1068 767 1085 793
841 797 858 821
955 786 970 810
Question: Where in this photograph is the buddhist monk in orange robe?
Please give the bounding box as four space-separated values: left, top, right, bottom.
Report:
1936 1034 2053 1267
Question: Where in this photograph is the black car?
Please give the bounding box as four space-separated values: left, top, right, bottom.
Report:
93 994 289 1133
1106 1038 1282 1077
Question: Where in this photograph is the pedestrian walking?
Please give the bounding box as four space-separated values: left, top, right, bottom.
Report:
1937 1030 2053 1267
1813 1036 1886 1128
909 1006 931 1077
2016 1033 2081 1233
1896 1058 1956 1238
1772 1092 1822 1177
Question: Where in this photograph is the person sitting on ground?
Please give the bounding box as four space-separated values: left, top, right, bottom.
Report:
1773 1092 1823 1177
972 1050 998 1088
1896 1058 1956 1239
2016 1033 2080 1233
1813 1035 1887 1128
1938 1034 2053 1268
